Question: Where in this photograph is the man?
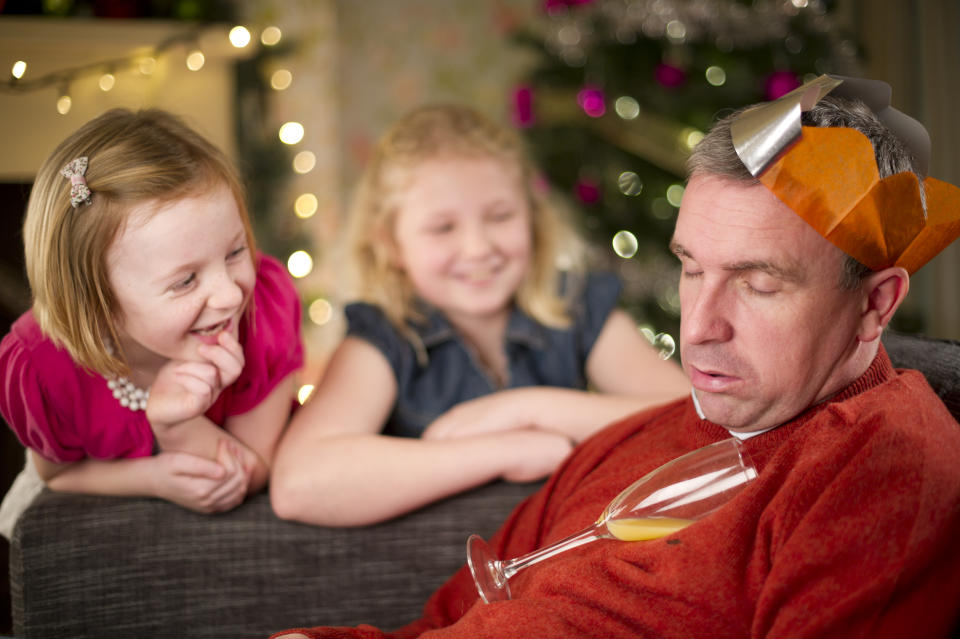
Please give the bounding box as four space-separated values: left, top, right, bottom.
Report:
275 77 960 638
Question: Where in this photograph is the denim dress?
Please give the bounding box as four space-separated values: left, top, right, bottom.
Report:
344 272 621 438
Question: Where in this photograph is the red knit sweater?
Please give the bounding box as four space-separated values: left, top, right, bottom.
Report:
278 349 960 638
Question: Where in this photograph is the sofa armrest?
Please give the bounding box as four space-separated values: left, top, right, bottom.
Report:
10 480 541 639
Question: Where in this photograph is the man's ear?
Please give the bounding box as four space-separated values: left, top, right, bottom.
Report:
858 266 910 342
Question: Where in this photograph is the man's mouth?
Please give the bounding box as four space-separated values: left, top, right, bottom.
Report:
689 366 738 392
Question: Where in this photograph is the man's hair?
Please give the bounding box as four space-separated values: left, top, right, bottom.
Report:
24 107 256 377
344 103 585 344
687 95 924 289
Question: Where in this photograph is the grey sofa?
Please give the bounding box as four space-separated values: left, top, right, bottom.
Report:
8 331 960 639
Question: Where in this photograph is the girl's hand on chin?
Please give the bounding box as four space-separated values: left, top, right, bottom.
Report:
146 359 226 428
196 330 245 389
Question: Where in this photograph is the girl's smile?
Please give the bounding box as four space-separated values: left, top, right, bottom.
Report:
190 317 235 344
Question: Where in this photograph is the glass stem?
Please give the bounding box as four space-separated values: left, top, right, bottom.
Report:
497 523 605 584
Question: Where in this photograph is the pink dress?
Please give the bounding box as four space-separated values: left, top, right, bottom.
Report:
0 253 303 463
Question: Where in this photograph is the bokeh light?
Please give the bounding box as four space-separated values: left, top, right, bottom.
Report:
639 327 677 360
308 298 333 325
297 384 314 405
287 250 313 278
294 193 318 219
98 73 115 91
575 176 601 204
56 94 72 115
11 60 26 79
279 121 304 144
138 57 157 75
666 184 685 207
261 26 282 46
655 62 686 88
682 128 705 150
652 332 676 359
617 171 643 196
651 197 674 220
229 26 251 48
665 20 687 42
614 96 640 120
292 151 316 174
612 230 639 259
705 66 726 86
186 50 205 71
271 69 292 90
577 86 606 118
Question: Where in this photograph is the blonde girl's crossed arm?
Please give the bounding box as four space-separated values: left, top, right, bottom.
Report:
422 308 690 444
269 336 573 527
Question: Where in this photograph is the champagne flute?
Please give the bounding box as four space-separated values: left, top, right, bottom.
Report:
467 437 757 603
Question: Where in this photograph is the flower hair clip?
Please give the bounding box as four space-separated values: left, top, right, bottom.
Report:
60 156 93 208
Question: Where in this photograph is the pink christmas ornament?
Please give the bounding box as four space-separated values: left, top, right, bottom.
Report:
764 70 801 100
577 85 606 118
655 62 687 88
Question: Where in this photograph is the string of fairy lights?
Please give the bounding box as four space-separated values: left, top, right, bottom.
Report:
3 21 330 403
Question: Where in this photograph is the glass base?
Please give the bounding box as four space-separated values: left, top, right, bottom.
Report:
466 534 510 603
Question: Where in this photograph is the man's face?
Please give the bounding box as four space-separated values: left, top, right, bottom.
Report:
672 174 866 433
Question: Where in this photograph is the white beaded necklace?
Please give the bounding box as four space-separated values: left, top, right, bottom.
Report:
104 338 150 412
107 376 149 412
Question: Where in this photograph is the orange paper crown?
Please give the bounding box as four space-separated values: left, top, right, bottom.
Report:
730 75 960 274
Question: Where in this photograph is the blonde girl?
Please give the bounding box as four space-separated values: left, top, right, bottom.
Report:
0 108 303 536
271 104 688 526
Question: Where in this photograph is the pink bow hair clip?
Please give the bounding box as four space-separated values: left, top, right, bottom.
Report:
60 156 93 208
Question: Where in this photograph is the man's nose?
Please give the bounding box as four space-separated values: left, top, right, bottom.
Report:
681 280 733 345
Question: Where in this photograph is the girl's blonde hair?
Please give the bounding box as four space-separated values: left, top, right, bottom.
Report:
345 103 585 339
24 107 256 378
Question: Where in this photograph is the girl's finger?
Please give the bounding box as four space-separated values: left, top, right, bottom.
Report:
206 462 247 510
169 372 216 400
168 451 225 479
216 329 245 360
167 362 219 391
196 345 244 387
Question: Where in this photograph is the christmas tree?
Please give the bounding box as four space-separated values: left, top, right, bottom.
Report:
509 0 861 343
